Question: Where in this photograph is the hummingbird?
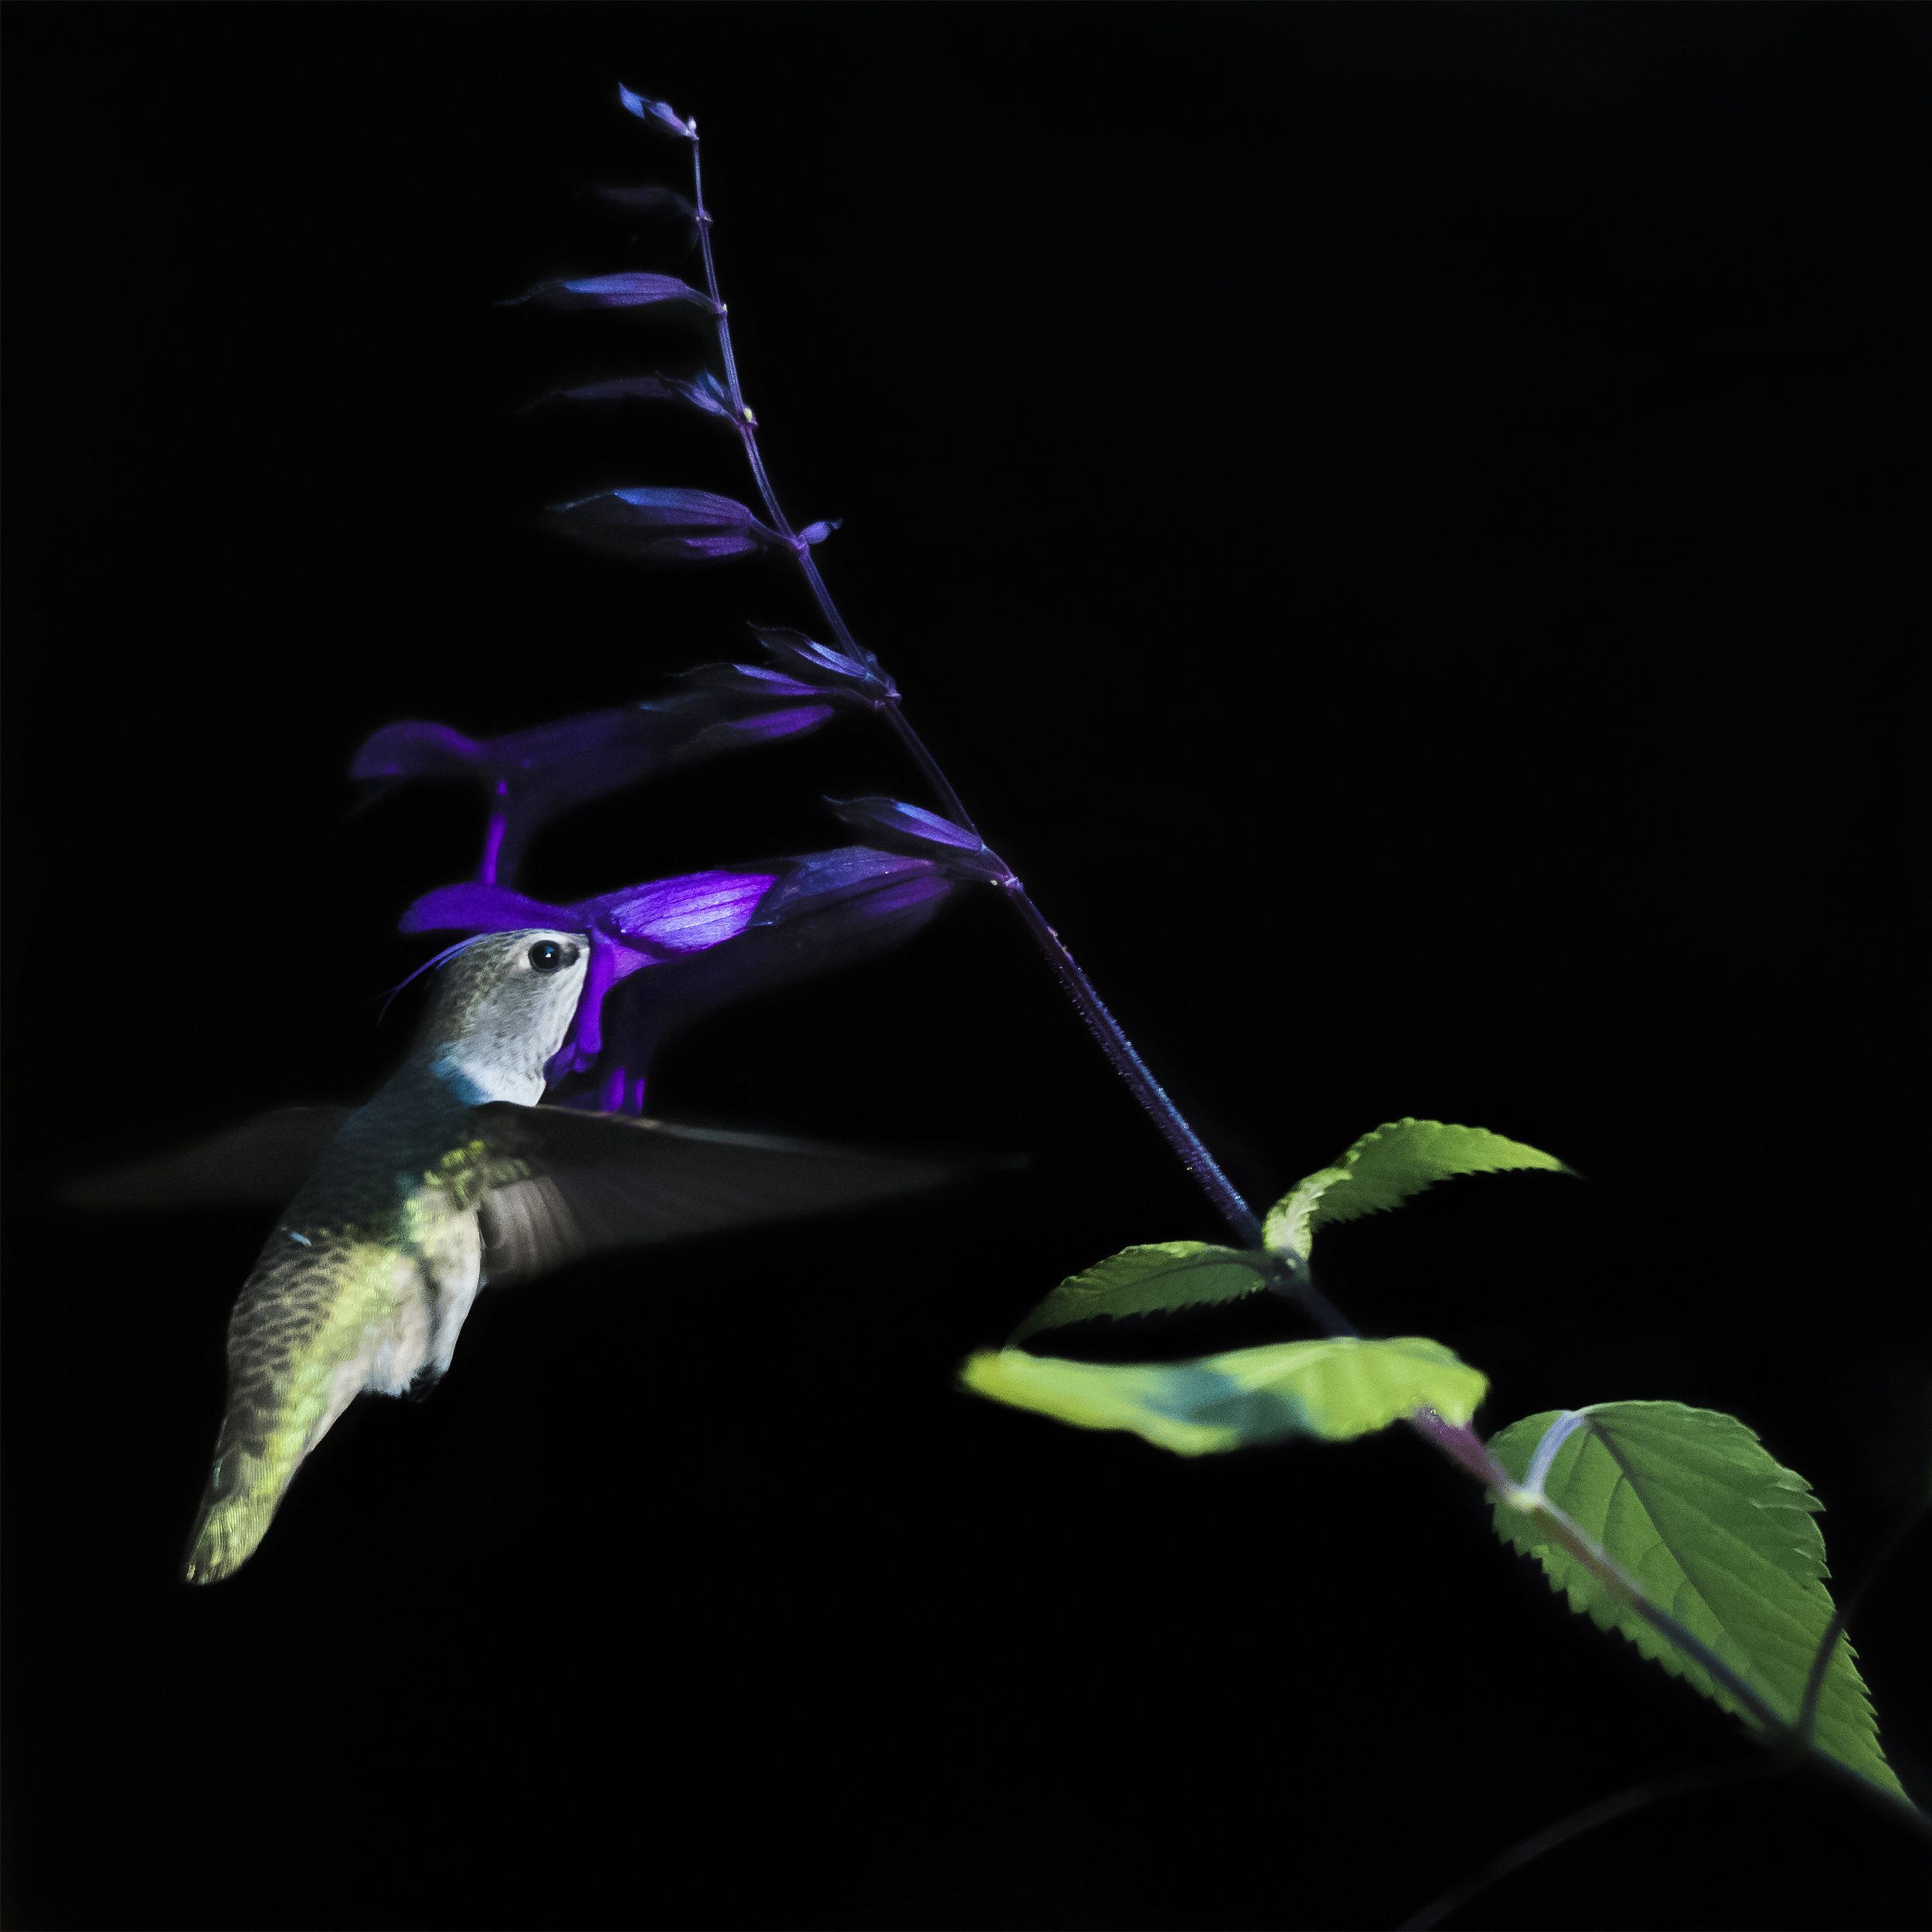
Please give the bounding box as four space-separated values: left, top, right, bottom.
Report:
73 925 959 1583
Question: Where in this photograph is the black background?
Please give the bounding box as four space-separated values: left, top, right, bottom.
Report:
4 5 1928 1928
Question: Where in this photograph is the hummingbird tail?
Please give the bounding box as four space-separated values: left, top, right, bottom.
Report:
182 1393 336 1585
183 1466 287 1585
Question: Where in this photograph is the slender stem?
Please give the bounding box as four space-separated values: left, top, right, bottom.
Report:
998 879 1263 1245
1398 1757 1787 1931
688 142 750 452
879 702 978 837
1798 1502 1927 1745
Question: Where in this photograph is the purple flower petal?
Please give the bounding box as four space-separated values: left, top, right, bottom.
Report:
617 84 696 139
544 846 956 1114
400 882 576 935
500 271 713 313
546 937 629 1077
349 719 485 781
577 869 777 955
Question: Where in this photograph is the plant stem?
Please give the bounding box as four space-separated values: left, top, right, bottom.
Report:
1797 1500 1927 1745
1397 1757 1786 1931
996 876 1264 1245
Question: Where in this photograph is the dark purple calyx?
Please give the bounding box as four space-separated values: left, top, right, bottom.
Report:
499 272 715 314
823 797 1013 886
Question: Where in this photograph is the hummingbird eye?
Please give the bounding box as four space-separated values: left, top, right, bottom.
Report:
526 940 579 975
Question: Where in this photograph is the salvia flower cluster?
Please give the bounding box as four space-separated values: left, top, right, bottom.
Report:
355 80 1173 1157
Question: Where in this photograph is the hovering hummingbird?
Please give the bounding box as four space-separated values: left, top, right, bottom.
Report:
72 924 961 1583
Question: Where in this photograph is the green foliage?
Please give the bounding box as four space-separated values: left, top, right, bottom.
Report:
963 1335 1487 1457
1489 1401 1907 1801
1264 1117 1570 1259
1007 1241 1268 1345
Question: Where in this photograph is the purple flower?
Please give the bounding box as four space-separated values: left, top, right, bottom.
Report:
543 486 778 565
544 490 841 567
351 695 834 887
825 796 1013 886
617 84 696 140
519 372 733 420
751 626 895 701
499 271 715 314
402 870 779 1082
679 626 896 719
400 847 955 1114
554 845 955 1114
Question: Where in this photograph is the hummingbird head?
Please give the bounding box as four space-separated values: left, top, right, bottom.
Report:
417 929 593 1105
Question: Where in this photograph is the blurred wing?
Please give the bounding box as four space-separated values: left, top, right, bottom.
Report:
474 1105 965 1287
63 1106 352 1209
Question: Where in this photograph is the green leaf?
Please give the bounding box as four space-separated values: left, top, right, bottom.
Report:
1489 1401 1907 1802
1264 1117 1570 1258
1007 1241 1268 1345
963 1335 1487 1457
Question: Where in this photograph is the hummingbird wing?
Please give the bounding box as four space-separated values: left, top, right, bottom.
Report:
471 1106 967 1287
63 1106 352 1209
